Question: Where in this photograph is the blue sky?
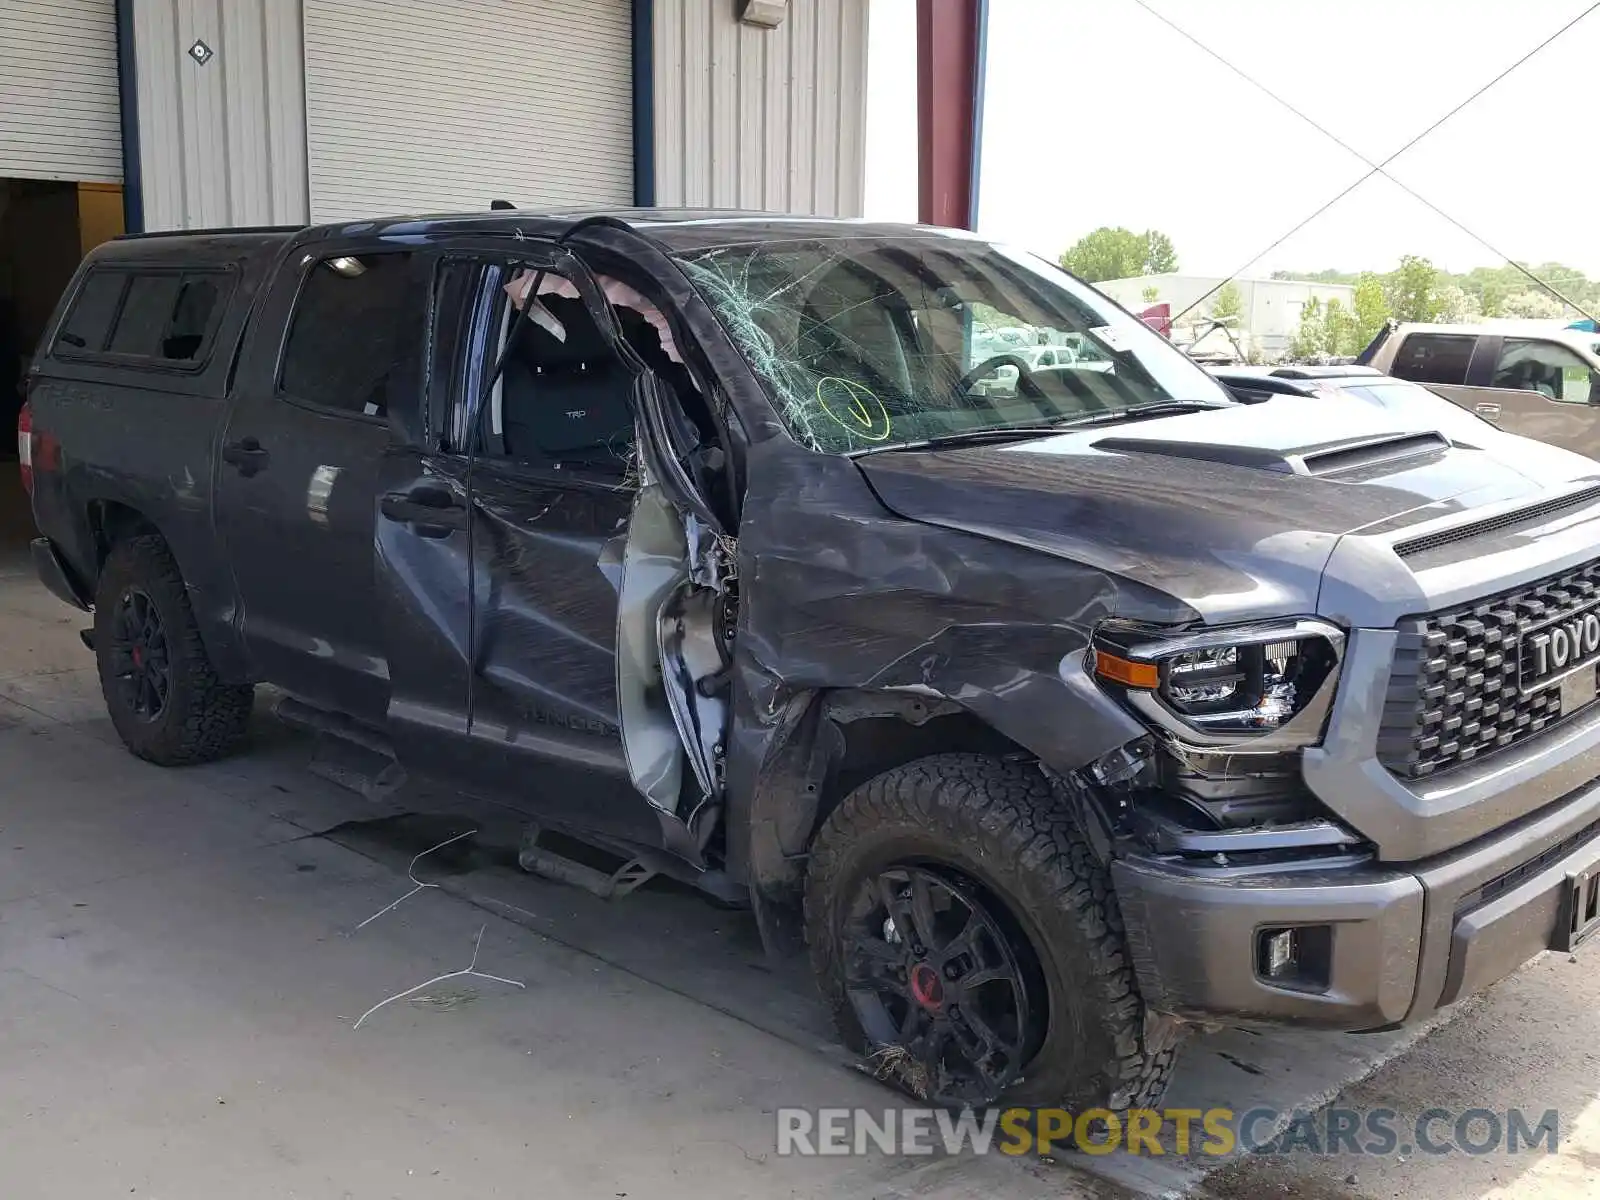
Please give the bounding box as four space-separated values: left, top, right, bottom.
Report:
866 0 1600 277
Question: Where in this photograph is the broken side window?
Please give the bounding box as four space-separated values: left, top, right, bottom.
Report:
280 251 426 420
55 268 230 365
434 259 637 475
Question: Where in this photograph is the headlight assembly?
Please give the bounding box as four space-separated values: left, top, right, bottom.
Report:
1091 618 1345 750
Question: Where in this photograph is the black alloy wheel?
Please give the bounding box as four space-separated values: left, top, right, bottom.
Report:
92 535 255 765
808 755 1182 1112
108 587 171 721
839 863 1042 1107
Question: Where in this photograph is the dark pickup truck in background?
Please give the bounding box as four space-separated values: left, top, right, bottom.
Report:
20 209 1600 1112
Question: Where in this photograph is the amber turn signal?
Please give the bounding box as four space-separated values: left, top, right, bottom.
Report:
1094 649 1160 690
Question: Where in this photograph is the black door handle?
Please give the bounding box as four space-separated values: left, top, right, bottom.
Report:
222 437 270 476
380 487 467 538
405 483 457 509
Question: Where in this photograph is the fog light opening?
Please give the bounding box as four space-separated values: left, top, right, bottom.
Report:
1262 928 1295 976
1255 924 1332 991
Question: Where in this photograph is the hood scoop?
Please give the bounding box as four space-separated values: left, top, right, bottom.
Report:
1092 430 1450 478
1298 432 1450 477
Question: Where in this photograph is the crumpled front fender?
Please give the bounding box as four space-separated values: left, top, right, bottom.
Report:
724 438 1192 891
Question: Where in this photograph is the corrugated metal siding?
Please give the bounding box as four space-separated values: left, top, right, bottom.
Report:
0 0 122 182
302 0 634 222
652 0 868 216
131 0 309 230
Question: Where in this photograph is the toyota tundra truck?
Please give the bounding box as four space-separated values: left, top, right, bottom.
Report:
20 209 1600 1112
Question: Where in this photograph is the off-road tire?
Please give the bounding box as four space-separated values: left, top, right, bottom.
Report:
93 534 254 765
805 752 1181 1110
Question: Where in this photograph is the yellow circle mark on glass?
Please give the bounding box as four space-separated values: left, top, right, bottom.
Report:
815 377 892 442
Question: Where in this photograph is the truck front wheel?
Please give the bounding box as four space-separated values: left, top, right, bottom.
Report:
805 753 1180 1111
93 534 254 765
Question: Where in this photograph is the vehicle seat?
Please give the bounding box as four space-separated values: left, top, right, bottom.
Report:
500 297 634 469
1498 359 1556 398
1495 360 1527 389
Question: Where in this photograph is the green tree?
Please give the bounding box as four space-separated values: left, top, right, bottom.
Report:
1462 265 1519 317
1501 289 1564 318
1321 298 1360 356
1524 262 1596 315
1141 285 1161 303
1290 297 1325 360
1434 285 1481 324
1210 281 1244 323
1285 295 1357 359
1060 227 1179 283
1280 258 1600 325
1384 255 1444 322
1352 272 1390 345
1143 230 1178 275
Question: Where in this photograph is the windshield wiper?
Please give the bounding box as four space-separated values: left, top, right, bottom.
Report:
851 425 1074 456
1063 400 1229 428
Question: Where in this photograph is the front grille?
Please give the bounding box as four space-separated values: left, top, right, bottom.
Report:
1378 558 1600 779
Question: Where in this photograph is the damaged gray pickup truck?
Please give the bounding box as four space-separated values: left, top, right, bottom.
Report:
22 210 1600 1112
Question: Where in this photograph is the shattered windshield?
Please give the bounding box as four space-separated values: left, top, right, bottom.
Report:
679 236 1232 453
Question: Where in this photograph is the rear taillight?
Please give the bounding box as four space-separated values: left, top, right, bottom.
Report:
17 400 32 496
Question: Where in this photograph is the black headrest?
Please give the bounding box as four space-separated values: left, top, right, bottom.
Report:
514 295 612 371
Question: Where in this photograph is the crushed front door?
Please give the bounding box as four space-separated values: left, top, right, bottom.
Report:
610 364 738 838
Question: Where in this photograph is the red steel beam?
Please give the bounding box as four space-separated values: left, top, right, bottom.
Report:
917 0 983 229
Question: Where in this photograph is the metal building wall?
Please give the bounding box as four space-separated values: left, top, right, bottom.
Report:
124 0 870 228
0 0 122 182
651 0 868 216
131 0 309 231
301 0 634 222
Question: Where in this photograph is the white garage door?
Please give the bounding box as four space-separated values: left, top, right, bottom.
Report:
302 0 634 222
0 0 122 182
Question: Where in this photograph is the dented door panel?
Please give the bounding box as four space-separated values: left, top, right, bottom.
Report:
460 460 691 844
376 452 473 761
462 462 667 845
378 446 668 844
467 464 632 754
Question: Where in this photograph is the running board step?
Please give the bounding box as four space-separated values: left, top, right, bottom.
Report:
517 825 657 900
275 695 407 802
307 736 407 802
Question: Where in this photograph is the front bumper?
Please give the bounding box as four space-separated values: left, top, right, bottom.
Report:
1114 769 1600 1028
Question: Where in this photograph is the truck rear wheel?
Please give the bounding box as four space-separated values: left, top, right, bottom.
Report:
93 534 254 765
805 753 1180 1111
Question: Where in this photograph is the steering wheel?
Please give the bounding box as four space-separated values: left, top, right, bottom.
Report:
958 352 1048 398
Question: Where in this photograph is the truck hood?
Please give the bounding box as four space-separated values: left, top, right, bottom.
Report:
854 398 1600 624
